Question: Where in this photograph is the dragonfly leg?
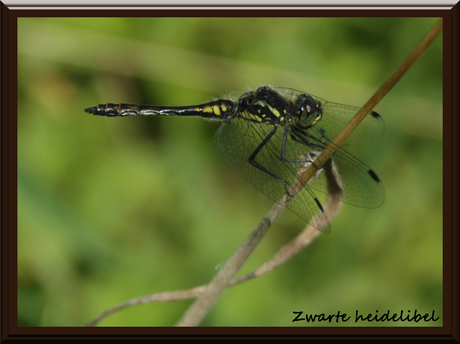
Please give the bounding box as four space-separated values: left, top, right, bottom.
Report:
277 127 322 171
248 126 290 188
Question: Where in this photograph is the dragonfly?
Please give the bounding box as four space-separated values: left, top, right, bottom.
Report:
85 86 385 233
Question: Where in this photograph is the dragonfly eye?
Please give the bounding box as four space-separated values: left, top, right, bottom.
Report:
293 94 320 128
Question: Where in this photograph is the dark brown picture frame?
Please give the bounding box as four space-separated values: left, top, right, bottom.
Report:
2 1 457 340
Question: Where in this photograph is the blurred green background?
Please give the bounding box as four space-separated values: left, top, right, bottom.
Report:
17 17 442 327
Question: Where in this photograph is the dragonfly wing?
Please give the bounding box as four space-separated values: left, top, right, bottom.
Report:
304 140 385 208
214 118 331 233
318 101 385 145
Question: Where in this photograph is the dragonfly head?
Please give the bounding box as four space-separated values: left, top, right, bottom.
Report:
292 94 322 130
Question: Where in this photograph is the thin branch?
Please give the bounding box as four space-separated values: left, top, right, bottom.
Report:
86 157 343 327
85 286 206 327
175 153 335 326
295 19 443 192
232 157 344 284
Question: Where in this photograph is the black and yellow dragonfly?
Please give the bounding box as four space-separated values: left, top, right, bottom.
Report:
85 86 385 233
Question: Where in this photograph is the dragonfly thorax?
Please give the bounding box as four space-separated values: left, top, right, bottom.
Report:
237 86 290 125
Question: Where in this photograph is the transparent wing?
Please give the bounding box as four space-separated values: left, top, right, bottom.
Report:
215 117 332 233
298 131 385 208
214 117 384 231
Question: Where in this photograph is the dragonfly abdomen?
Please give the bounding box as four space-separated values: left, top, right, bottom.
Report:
85 100 237 119
84 103 143 117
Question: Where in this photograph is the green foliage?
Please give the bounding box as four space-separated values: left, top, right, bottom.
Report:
18 17 442 327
